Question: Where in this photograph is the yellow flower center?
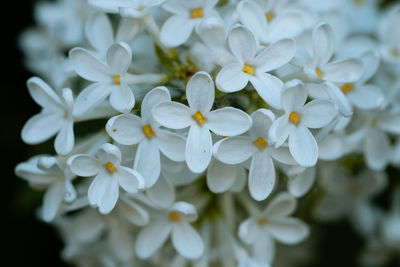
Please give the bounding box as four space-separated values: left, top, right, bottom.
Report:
142 124 155 139
353 0 365 5
191 8 203 18
391 48 399 59
289 111 301 125
257 218 267 226
105 161 117 173
341 83 354 94
315 68 324 79
253 137 268 150
114 75 121 84
169 211 181 221
64 111 69 119
265 12 274 22
192 111 207 126
242 64 254 75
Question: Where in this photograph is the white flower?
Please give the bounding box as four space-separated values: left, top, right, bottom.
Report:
69 42 135 115
21 77 75 155
238 192 309 263
67 143 145 214
216 25 295 109
89 0 166 18
286 166 316 198
15 156 76 222
152 71 252 173
215 109 296 201
160 0 219 47
378 4 400 64
237 0 305 46
269 80 338 167
135 201 204 259
106 86 186 187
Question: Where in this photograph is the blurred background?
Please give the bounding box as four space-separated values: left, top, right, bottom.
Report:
3 0 400 266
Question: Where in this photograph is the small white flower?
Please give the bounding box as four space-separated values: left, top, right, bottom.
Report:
216 25 295 109
21 77 75 155
106 86 186 187
135 201 204 259
68 143 145 214
238 192 309 263
269 80 338 167
215 109 296 201
152 71 252 173
69 42 135 115
15 156 76 222
89 0 166 18
160 0 219 47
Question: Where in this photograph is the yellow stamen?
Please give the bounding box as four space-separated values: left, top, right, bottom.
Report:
114 75 121 84
289 111 301 125
105 161 117 173
137 7 144 11
353 0 365 5
253 137 268 150
265 12 274 22
315 68 324 79
341 83 354 94
192 111 207 126
391 49 399 59
169 211 180 221
64 111 69 119
257 218 267 226
190 8 203 18
142 124 155 139
242 64 254 75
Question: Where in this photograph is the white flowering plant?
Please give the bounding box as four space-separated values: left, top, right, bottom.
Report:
15 0 400 266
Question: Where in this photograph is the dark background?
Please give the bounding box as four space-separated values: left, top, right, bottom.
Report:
3 0 399 267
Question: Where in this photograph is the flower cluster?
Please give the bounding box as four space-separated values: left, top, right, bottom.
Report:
16 0 400 266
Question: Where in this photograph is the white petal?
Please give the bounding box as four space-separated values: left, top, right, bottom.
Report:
206 159 236 193
119 197 149 226
88 173 108 207
27 77 63 111
135 221 173 259
54 121 74 155
281 80 307 113
170 201 198 222
172 222 204 259
289 127 318 167
254 38 296 72
187 71 214 113
21 112 64 144
152 102 192 129
154 129 186 162
267 217 309 244
69 47 111 82
141 86 171 120
98 175 120 214
249 108 275 138
249 152 275 201
146 175 175 208
85 13 114 53
264 192 297 218
228 26 256 63
364 128 391 171
134 140 161 188
118 166 145 193
324 59 363 83
238 218 259 244
106 114 145 145
42 182 64 222
318 133 345 160
116 18 141 42
269 146 297 165
301 99 337 129
207 107 252 136
107 228 134 262
288 167 316 198
73 83 112 117
250 73 283 109
186 125 212 173
67 154 100 177
269 114 291 147
347 84 384 110
109 83 135 113
267 11 305 41
253 235 275 263
160 15 196 47
378 112 400 134
107 42 132 74
324 82 352 117
215 63 249 93
237 1 268 42
312 23 334 66
215 136 256 164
